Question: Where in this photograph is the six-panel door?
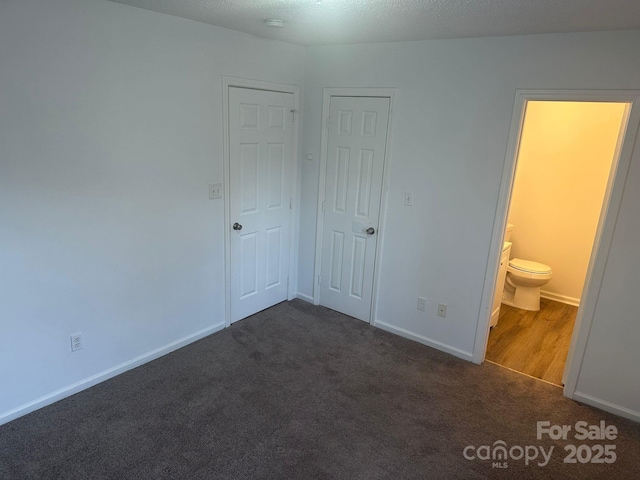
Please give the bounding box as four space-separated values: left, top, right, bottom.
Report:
320 96 391 322
229 87 294 323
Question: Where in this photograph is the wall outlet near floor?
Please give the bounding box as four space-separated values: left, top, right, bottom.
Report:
70 333 83 352
417 297 426 312
437 304 447 318
404 191 414 206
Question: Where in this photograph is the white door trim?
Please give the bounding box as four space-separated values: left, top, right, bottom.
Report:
472 89 640 400
313 87 396 325
222 76 300 327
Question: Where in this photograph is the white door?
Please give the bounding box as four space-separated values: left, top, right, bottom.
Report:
229 87 294 323
320 96 390 322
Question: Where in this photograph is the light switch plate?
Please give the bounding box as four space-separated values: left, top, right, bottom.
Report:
417 297 426 312
209 183 223 199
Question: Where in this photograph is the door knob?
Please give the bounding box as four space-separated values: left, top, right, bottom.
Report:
366 227 375 235
233 222 243 231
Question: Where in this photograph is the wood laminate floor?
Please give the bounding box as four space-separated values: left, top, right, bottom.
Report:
485 298 577 386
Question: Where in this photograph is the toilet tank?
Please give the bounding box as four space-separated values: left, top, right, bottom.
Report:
504 223 514 242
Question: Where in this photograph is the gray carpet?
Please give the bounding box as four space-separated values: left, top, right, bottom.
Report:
1 300 638 479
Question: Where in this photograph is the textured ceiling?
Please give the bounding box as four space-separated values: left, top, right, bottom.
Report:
108 0 640 46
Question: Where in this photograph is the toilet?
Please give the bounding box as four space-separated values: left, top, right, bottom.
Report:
501 224 552 311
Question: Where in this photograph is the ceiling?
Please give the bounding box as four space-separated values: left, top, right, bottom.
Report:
109 0 640 46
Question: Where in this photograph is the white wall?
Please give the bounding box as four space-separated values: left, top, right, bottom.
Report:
0 0 305 422
508 101 625 304
299 30 640 417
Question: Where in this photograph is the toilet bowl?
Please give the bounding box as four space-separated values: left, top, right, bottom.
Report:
502 258 552 311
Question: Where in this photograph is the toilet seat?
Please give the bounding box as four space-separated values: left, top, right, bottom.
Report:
508 258 552 274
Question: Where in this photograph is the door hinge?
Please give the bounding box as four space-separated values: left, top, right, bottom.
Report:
289 197 293 210
318 275 322 285
321 200 325 212
325 116 330 129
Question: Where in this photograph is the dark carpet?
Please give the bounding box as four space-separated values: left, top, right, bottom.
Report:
1 300 638 479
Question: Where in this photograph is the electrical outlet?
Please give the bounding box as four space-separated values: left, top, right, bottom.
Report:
208 183 223 200
437 304 447 318
404 191 413 206
70 333 83 352
417 297 426 312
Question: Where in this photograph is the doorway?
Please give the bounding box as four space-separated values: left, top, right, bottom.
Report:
313 89 394 323
474 89 640 400
486 101 628 385
223 78 300 326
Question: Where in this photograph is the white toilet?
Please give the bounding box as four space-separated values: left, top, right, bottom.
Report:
501 224 552 311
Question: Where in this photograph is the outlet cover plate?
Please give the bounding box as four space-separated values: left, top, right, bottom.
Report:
71 333 83 352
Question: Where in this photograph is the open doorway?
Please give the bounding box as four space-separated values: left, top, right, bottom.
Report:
485 101 628 386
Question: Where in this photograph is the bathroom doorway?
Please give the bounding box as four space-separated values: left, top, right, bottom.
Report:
475 91 638 390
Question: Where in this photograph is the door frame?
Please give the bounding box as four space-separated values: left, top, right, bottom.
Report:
222 76 300 327
472 89 640 400
313 87 396 325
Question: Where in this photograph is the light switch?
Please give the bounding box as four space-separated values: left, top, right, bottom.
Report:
209 183 223 199
404 191 413 206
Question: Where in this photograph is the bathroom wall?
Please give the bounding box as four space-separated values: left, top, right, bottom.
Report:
507 102 626 305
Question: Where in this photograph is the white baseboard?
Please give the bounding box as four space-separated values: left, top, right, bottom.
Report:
295 292 314 303
374 320 473 362
571 391 640 423
541 290 580 307
0 322 226 427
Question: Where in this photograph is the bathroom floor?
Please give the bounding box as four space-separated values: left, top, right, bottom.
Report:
485 298 577 386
